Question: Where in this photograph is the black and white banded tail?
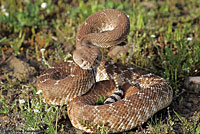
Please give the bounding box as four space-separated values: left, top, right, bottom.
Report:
104 86 123 104
104 72 124 104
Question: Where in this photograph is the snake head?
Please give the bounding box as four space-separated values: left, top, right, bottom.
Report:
73 44 102 70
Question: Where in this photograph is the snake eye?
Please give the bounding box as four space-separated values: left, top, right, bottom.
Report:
82 40 92 46
86 41 92 45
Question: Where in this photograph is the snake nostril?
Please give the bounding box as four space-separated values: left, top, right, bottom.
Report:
81 59 84 64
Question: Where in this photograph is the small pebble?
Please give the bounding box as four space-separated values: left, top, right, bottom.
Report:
182 109 190 114
185 103 192 108
36 90 42 95
187 37 192 41
41 2 47 8
34 109 39 113
19 99 25 104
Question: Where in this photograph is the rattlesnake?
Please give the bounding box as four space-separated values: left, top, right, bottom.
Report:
36 9 173 133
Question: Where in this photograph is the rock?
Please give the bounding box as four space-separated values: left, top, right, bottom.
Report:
7 56 36 81
184 76 200 94
182 109 190 114
108 45 129 58
185 102 192 108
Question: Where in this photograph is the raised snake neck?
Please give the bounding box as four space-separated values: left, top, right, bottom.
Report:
73 9 130 69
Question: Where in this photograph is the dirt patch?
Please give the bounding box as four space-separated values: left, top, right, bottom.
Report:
7 56 37 81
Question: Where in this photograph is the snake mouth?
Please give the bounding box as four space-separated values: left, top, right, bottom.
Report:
73 44 102 70
78 60 93 70
91 67 96 83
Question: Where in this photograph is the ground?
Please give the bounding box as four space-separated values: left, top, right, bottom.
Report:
0 0 200 133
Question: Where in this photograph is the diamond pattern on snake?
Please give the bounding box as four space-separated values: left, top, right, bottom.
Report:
36 9 173 133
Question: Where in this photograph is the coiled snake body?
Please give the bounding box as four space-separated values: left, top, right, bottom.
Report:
36 9 173 133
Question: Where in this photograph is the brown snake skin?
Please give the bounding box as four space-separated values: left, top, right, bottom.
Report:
73 9 130 69
36 9 173 133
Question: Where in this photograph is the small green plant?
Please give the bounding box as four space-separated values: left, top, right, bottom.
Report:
9 30 25 55
40 48 51 68
174 110 200 134
98 122 109 134
0 95 9 114
80 120 109 134
96 95 107 105
147 114 169 134
0 0 53 33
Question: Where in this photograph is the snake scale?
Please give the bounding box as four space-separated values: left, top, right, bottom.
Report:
36 9 173 133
